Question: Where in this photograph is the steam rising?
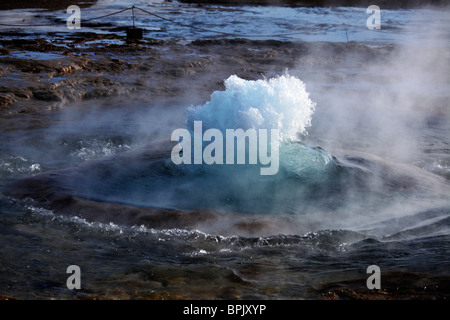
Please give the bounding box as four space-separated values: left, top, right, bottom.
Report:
298 16 450 165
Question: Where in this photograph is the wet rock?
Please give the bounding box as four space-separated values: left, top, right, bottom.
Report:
33 90 62 101
57 65 77 75
0 57 54 74
0 86 37 107
18 106 38 113
0 93 14 107
11 88 33 100
84 88 118 100
0 294 21 300
317 271 450 300
0 48 10 55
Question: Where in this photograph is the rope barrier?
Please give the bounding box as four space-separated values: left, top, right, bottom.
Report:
134 6 235 36
83 6 132 21
135 6 315 38
0 4 337 38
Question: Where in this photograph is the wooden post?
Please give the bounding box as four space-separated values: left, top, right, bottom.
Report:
127 6 143 41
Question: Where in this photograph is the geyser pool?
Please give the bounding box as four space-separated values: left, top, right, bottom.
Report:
8 74 448 219
171 121 281 175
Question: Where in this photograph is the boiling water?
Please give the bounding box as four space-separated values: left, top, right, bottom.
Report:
0 1 449 300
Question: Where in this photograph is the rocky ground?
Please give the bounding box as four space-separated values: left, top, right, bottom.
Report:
317 271 449 300
0 31 389 118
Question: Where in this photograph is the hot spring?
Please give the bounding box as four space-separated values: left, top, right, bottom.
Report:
0 2 449 300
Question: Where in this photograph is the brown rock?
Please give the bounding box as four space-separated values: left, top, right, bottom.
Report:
317 271 450 300
0 93 13 106
33 89 62 101
0 294 21 300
